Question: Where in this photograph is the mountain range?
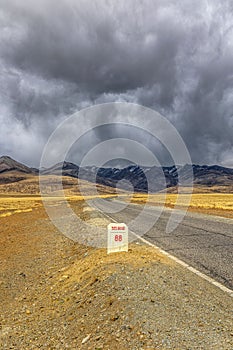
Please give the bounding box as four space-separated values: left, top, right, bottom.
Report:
1 155 233 192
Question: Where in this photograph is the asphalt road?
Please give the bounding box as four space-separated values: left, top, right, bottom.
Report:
92 198 233 290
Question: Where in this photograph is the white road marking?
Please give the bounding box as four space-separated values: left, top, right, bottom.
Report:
100 208 233 298
136 234 233 298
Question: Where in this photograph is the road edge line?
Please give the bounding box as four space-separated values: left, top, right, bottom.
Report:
137 234 233 298
101 209 233 298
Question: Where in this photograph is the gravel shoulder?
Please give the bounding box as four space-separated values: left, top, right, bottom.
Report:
0 201 232 350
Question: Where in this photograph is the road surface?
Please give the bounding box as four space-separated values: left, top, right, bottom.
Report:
91 198 233 290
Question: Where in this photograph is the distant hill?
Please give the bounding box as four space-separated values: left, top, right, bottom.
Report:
0 156 38 185
1 156 233 192
0 156 37 174
42 161 233 193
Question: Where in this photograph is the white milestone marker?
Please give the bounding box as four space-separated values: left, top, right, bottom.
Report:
107 223 128 254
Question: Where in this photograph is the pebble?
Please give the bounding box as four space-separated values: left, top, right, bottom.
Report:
81 334 91 344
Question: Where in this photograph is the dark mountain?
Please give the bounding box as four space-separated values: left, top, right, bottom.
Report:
0 156 38 184
41 161 79 177
1 156 233 192
42 161 233 192
0 156 37 174
192 164 233 187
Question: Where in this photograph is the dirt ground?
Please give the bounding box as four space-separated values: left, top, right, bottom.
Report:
0 199 233 350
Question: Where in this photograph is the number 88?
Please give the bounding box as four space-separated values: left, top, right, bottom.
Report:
114 234 122 242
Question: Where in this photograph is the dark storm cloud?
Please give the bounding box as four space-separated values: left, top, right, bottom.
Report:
0 0 233 166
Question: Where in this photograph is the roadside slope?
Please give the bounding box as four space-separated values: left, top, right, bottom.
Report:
0 201 232 349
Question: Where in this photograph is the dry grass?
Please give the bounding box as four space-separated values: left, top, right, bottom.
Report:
0 197 41 217
0 174 118 196
0 174 119 218
0 193 118 219
127 192 233 218
0 172 232 219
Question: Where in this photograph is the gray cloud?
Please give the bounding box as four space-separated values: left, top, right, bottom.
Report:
0 0 233 167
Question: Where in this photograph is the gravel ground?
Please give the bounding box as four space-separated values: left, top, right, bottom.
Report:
0 201 232 350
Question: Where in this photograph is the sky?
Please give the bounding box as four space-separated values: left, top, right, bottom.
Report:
0 0 233 167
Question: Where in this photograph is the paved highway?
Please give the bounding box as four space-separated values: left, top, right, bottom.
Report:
92 198 233 290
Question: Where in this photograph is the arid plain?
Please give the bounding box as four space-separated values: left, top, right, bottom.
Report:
1 172 233 349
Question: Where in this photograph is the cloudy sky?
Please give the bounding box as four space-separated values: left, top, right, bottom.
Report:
0 0 233 167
